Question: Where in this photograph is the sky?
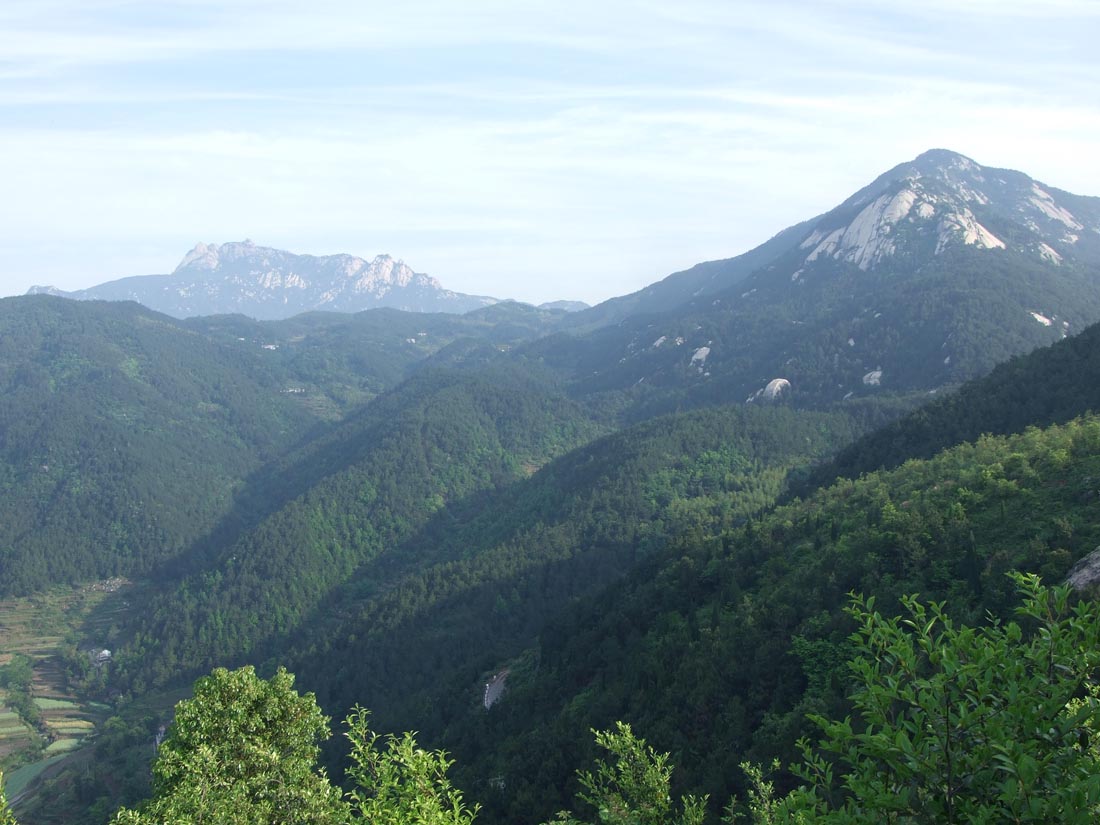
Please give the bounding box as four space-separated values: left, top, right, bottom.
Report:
1 0 1098 306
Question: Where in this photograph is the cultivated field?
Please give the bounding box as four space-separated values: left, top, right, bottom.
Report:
0 579 133 796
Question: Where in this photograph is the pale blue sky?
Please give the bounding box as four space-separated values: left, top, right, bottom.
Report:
1 0 1097 305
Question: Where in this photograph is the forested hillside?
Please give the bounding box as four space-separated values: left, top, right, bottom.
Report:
16 400 866 823
26 408 1100 824
446 414 1100 822
9 296 1100 824
183 301 570 417
801 315 1100 490
114 366 602 692
286 405 864 739
0 296 570 596
0 297 316 594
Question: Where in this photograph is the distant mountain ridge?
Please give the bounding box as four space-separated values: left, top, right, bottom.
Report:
28 240 500 320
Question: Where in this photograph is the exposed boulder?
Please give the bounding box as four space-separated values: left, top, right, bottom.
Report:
1066 546 1100 591
747 378 790 403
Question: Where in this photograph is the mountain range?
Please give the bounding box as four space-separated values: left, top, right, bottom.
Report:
5 148 1100 825
27 240 502 319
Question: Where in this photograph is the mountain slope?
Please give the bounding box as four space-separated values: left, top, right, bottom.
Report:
561 217 818 330
0 296 319 595
798 311 1100 493
449 413 1100 823
114 366 602 689
29 240 498 319
571 149 1100 331
282 404 864 736
528 150 1100 415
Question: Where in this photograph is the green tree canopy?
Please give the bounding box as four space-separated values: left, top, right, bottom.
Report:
108 667 484 824
111 666 347 825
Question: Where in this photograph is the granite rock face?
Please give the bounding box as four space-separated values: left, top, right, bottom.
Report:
1065 546 1100 591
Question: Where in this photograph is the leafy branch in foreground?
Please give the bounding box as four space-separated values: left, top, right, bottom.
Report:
1 772 16 825
344 706 479 825
545 721 706 825
744 573 1100 823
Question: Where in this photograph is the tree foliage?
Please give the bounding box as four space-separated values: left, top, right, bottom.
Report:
545 722 707 825
0 772 16 825
107 667 484 825
748 575 1100 823
344 707 478 825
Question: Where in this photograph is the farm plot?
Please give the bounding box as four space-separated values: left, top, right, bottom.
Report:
0 580 133 772
0 701 39 762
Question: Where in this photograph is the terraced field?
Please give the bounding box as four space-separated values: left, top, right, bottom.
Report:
0 579 133 801
0 702 37 762
32 665 97 757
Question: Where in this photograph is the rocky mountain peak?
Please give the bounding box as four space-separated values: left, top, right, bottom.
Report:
859 149 988 198
175 241 221 272
796 149 1095 274
25 284 67 297
909 147 983 176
